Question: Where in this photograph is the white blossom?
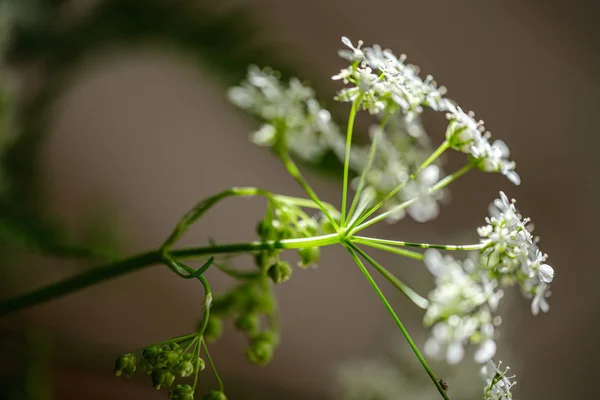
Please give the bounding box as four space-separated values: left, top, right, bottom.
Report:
423 250 502 364
479 192 554 314
481 360 517 400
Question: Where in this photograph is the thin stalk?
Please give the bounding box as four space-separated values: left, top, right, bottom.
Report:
347 140 450 232
346 119 386 228
352 164 472 234
347 242 428 309
345 246 451 400
279 150 340 231
352 238 424 261
202 339 224 392
192 339 202 391
0 234 341 316
341 95 363 226
353 236 485 251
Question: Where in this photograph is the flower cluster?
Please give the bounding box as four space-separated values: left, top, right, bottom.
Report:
228 66 342 162
334 37 520 185
481 360 517 400
478 192 554 315
423 250 502 364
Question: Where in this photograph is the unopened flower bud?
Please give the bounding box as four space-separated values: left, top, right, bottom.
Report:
113 353 136 377
141 345 162 373
158 343 182 369
267 261 292 284
203 390 228 400
174 354 198 378
234 313 261 336
151 368 175 390
169 384 195 400
297 247 320 268
203 316 223 342
246 333 275 366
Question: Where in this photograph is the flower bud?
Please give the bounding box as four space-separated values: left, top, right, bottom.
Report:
267 261 292 284
297 247 320 268
203 316 223 342
113 353 136 377
174 353 200 378
169 384 195 400
245 333 275 366
141 345 163 373
151 368 175 390
158 343 182 369
234 313 261 336
203 390 228 400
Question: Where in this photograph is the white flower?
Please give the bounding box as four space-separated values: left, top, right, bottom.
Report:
423 250 501 364
229 66 342 161
481 360 517 400
479 192 553 314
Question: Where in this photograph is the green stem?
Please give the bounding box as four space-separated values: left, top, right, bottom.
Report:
347 242 428 309
352 237 424 261
279 150 340 231
345 246 451 400
348 140 450 232
351 164 472 234
353 236 484 251
341 95 363 226
346 117 387 228
0 234 340 316
192 338 202 391
202 339 224 392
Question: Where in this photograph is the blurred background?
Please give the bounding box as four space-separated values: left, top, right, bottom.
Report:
0 0 599 399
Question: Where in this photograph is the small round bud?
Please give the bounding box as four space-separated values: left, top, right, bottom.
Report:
234 313 261 336
151 368 175 390
174 357 195 378
113 353 136 377
297 247 320 268
169 384 195 400
203 390 227 400
246 334 275 366
158 343 182 369
141 345 163 373
203 316 223 343
267 261 292 284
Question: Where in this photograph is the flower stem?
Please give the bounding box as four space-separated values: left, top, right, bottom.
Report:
341 95 363 226
351 164 472 233
345 245 451 400
347 140 450 232
353 236 484 251
202 339 224 392
352 237 424 261
0 234 341 316
347 242 428 309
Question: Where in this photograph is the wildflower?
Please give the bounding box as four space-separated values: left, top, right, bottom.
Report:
478 192 553 314
423 250 502 364
481 360 517 400
229 66 341 161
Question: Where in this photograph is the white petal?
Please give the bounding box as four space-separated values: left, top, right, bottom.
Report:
446 342 465 364
538 264 554 283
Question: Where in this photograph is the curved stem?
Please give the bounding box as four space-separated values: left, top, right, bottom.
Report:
353 236 484 251
278 150 340 231
351 164 473 234
347 242 428 309
341 95 363 226
0 234 341 316
345 245 451 400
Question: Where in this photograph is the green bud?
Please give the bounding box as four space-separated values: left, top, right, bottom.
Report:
246 333 275 366
151 368 175 390
174 359 195 378
158 343 182 369
234 313 261 336
256 219 272 240
113 353 136 377
141 345 163 373
203 316 223 343
169 384 195 400
267 261 292 284
203 390 228 400
297 247 320 268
